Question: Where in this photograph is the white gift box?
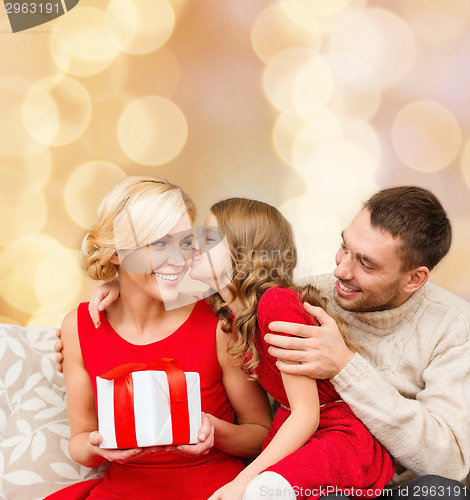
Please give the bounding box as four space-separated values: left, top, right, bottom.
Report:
96 369 202 449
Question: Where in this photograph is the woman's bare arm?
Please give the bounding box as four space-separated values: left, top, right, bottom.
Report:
61 310 150 467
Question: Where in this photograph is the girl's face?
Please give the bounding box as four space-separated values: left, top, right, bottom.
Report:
189 212 232 291
117 212 195 304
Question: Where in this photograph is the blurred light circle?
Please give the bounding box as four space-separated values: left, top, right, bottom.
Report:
327 54 382 120
431 218 470 299
263 48 330 114
169 0 190 18
305 169 379 225
287 0 351 17
22 76 92 146
0 77 33 117
0 147 52 200
23 85 58 146
0 234 63 314
251 4 322 64
117 96 188 165
0 18 61 81
0 121 43 158
64 161 126 229
300 140 379 224
392 101 462 172
303 140 376 177
273 113 306 167
229 0 273 47
50 6 119 77
459 138 470 191
399 0 470 45
308 0 367 34
340 116 382 168
293 56 335 115
106 0 175 55
280 196 342 276
111 48 181 102
330 8 417 89
27 305 71 328
0 78 48 158
291 110 343 170
0 192 47 245
35 249 82 307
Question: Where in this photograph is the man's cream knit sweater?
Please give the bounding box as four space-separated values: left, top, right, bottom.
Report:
313 274 470 484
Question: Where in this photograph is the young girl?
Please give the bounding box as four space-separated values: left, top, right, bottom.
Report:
194 198 396 499
85 196 395 500
47 179 272 500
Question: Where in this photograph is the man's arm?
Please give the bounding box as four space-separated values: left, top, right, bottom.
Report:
266 304 470 481
329 344 470 481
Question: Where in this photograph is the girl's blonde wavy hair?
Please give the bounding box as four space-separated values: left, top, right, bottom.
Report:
81 176 195 281
205 198 355 377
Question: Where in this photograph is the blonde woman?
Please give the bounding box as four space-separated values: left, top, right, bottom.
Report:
47 179 271 500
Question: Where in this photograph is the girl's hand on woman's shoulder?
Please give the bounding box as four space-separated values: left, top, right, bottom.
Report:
88 279 121 328
54 276 120 371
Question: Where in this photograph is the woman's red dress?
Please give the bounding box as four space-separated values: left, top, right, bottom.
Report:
46 300 244 500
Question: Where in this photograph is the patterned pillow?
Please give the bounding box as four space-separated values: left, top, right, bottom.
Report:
0 324 106 500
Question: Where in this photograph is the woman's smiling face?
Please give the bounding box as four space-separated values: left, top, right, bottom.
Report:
117 212 195 304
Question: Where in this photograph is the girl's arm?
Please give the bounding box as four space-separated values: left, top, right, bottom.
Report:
210 287 322 499
61 310 151 467
209 322 273 458
210 368 320 498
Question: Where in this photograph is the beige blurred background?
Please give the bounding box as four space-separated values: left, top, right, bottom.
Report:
0 0 469 327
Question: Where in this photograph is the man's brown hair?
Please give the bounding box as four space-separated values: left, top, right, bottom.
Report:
363 186 452 271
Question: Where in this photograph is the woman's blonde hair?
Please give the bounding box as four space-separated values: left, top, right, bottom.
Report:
81 176 195 281
205 198 354 376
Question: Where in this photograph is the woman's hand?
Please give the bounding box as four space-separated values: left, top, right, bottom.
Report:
88 431 166 464
163 412 215 457
88 279 121 328
88 413 215 464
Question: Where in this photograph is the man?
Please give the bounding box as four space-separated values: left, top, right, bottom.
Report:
263 186 469 499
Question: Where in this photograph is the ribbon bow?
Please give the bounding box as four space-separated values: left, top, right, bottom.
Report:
99 358 190 448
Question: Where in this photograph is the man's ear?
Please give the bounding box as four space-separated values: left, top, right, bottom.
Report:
402 266 429 294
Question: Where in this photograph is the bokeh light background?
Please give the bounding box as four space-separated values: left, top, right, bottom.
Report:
0 0 469 327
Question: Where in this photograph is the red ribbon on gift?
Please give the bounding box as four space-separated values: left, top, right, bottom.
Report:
99 358 191 448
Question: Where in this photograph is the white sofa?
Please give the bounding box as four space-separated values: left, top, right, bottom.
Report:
0 323 106 500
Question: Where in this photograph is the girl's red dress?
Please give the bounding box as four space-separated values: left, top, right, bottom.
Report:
254 287 395 500
46 300 244 500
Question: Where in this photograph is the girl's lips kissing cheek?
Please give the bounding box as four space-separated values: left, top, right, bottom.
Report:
336 280 361 297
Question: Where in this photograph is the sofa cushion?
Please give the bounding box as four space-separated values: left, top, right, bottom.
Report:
0 324 105 500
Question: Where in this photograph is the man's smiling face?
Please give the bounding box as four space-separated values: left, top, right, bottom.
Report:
333 209 412 312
